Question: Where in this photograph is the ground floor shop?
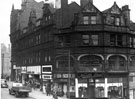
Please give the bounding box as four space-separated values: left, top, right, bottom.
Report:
129 72 135 99
53 73 75 97
75 72 129 99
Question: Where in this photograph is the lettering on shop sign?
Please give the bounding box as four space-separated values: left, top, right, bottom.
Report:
77 72 103 78
54 74 75 78
27 71 34 74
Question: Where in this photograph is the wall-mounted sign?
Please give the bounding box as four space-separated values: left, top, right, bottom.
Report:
42 75 52 80
129 72 135 76
21 67 26 73
27 71 34 74
13 65 16 69
42 65 52 74
27 66 41 74
53 73 75 79
77 72 103 78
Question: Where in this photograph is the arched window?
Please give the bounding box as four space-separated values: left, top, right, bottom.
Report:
79 55 103 71
108 55 126 71
129 56 135 70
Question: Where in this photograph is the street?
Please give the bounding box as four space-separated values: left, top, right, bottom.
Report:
1 87 34 99
1 81 67 99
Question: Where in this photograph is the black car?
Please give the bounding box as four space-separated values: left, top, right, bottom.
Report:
1 79 8 88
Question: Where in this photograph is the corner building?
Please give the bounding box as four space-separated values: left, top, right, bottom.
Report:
10 0 135 99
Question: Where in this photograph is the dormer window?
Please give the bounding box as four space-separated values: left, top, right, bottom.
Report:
83 16 97 24
115 17 120 26
83 16 89 24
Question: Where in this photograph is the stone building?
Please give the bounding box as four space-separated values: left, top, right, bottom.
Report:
1 43 11 79
10 0 135 99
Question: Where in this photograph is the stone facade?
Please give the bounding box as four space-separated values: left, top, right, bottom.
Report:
10 0 135 99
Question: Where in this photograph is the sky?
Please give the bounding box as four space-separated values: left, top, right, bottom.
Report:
0 0 135 47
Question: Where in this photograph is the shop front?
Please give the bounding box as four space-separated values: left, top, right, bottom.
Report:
129 72 135 99
75 72 129 99
21 66 27 84
53 73 75 97
26 66 41 88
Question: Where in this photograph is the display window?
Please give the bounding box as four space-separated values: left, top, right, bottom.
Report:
76 77 128 99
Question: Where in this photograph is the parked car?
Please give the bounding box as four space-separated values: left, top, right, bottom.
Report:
9 82 31 97
1 79 8 88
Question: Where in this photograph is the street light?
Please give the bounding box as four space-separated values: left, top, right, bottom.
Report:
68 50 70 99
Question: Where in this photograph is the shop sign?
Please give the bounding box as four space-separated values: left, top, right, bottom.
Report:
21 67 26 73
77 72 103 78
129 72 135 76
42 75 52 79
13 65 16 69
27 71 34 74
53 74 75 79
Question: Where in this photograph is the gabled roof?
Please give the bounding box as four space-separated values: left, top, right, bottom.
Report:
103 2 121 14
42 4 56 15
81 1 101 13
55 1 80 29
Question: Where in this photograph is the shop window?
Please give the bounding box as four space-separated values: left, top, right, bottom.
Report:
83 16 89 24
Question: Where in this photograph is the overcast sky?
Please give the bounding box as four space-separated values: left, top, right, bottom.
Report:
0 0 135 47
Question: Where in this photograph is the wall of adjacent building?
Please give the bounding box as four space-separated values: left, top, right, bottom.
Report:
1 43 11 78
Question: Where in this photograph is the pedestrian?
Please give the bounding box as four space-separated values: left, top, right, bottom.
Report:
52 91 58 99
43 84 46 94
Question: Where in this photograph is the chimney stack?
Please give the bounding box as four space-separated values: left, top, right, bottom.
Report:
80 0 93 7
122 5 130 26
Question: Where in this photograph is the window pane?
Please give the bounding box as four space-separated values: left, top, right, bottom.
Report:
83 16 89 24
82 35 89 45
115 18 120 26
129 37 133 47
91 35 98 45
110 34 116 46
91 16 96 24
133 38 135 48
117 35 123 46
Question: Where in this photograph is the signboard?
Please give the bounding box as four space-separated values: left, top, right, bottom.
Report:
129 72 135 76
42 75 52 80
53 73 75 79
21 67 26 73
77 72 103 78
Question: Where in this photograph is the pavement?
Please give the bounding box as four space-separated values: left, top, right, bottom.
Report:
7 81 68 99
29 88 68 99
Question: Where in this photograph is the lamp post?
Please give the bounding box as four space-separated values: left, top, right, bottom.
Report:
68 50 70 99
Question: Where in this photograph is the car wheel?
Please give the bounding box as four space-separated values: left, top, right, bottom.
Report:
25 93 29 97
